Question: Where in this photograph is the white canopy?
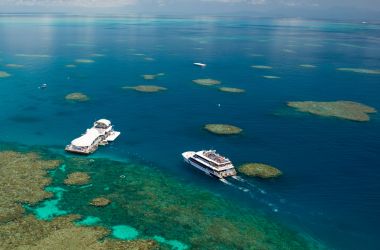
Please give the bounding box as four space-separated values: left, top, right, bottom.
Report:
96 119 111 127
71 128 100 147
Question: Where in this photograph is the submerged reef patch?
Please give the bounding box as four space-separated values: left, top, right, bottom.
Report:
300 64 316 68
5 64 24 68
287 101 377 122
16 54 51 58
336 68 380 74
65 64 77 68
0 71 11 78
64 172 91 185
122 85 167 93
90 197 111 207
65 92 90 102
111 225 139 240
204 124 243 135
251 65 273 69
193 78 221 86
75 59 95 64
0 151 59 223
239 163 282 179
219 87 245 93
142 73 165 80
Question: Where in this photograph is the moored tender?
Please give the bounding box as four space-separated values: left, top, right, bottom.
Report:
182 150 237 179
65 119 120 155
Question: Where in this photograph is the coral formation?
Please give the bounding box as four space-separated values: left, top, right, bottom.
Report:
66 64 77 68
75 59 95 64
65 93 90 102
122 85 167 93
337 68 380 74
251 65 273 69
5 64 24 68
299 64 316 68
64 172 91 185
287 101 377 122
219 87 245 93
16 54 51 58
142 73 164 80
0 71 11 78
90 197 112 207
204 124 243 135
193 78 221 86
0 151 59 223
238 163 282 178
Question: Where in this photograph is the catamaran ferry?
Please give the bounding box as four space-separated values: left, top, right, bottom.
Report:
182 150 237 179
65 119 120 155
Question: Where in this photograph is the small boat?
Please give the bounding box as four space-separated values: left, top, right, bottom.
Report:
182 150 237 179
65 119 121 155
38 83 47 89
193 62 207 68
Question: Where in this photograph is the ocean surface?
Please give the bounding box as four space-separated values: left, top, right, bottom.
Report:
1 15 380 249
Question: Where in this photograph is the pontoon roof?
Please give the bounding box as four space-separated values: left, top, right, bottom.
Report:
96 119 111 126
71 128 100 147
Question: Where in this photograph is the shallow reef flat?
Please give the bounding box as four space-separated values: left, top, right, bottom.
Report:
0 71 11 78
75 59 95 64
0 145 321 250
5 64 24 68
193 78 221 86
219 87 245 93
65 92 90 102
122 85 167 93
287 101 377 122
64 172 91 185
251 65 273 69
204 124 243 135
239 163 282 179
336 68 380 74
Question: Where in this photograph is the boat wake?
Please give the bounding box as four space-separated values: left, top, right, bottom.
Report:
221 175 280 213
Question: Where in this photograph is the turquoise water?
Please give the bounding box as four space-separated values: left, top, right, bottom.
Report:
1 15 380 249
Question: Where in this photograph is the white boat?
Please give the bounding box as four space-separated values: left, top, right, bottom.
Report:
182 150 237 179
193 62 207 67
65 119 121 155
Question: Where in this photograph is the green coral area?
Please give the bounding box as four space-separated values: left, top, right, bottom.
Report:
287 101 377 122
0 150 157 250
204 124 243 135
239 163 283 179
0 146 321 250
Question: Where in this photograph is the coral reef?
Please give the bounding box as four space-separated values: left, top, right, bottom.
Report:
90 197 112 207
122 85 167 93
204 124 242 135
193 78 221 86
287 101 377 122
251 65 272 69
0 151 59 223
16 54 51 58
238 163 282 178
75 59 95 64
5 64 24 68
65 93 90 102
337 68 380 74
219 87 245 93
0 71 11 78
64 172 91 185
65 64 77 68
142 73 164 80
300 64 316 68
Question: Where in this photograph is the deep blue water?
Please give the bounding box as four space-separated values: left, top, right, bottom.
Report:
1 15 380 250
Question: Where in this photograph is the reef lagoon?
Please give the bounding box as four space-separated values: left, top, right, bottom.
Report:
1 15 380 250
